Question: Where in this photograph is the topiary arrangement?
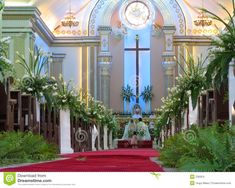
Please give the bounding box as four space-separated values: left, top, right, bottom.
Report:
160 123 235 172
0 131 58 167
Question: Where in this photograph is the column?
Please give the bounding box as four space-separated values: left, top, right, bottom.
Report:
98 26 112 107
229 58 235 125
103 126 109 150
50 53 66 80
109 130 113 149
97 124 102 150
0 0 4 38
162 26 176 97
59 109 74 154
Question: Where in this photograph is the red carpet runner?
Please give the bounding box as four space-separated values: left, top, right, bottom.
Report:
0 149 163 172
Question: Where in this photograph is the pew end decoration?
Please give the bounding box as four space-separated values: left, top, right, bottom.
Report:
15 46 55 102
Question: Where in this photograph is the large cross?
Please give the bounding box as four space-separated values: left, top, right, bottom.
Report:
124 34 150 103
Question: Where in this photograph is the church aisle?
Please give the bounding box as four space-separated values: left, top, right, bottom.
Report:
0 149 164 172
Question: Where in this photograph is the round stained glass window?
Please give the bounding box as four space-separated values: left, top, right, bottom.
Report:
120 0 155 30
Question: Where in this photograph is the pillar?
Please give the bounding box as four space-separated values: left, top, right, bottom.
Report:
59 109 74 154
109 130 113 149
50 53 66 80
162 26 176 96
0 0 4 38
97 124 102 150
161 26 176 140
229 58 235 125
103 126 109 150
98 26 112 107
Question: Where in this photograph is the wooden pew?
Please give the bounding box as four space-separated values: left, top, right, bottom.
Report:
10 90 23 131
21 94 37 132
214 85 229 123
206 89 215 125
71 118 92 152
40 104 60 146
0 80 16 131
198 93 207 127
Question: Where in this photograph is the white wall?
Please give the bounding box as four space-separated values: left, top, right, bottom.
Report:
35 33 50 52
34 33 51 75
192 45 211 66
50 47 82 89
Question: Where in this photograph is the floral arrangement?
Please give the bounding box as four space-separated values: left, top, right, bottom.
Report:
64 88 118 132
53 74 76 110
16 46 53 100
155 54 207 131
121 84 135 103
0 37 13 85
201 0 235 89
140 85 154 103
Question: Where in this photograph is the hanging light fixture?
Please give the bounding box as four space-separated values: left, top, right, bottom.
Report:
194 0 212 27
61 0 79 28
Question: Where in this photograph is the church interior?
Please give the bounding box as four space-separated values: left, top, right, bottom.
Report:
0 0 235 172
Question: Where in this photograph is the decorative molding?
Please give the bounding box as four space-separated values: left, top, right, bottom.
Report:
2 6 100 47
99 61 112 76
168 0 186 35
98 25 112 33
98 55 112 62
174 36 212 45
52 53 66 59
162 61 176 71
162 25 176 33
89 0 186 36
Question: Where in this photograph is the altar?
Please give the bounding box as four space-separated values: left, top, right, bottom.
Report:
115 104 153 148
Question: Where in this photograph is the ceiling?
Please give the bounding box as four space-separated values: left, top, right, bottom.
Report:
4 0 234 34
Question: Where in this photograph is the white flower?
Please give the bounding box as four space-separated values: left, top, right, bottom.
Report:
0 56 11 64
0 37 11 43
42 85 48 90
27 88 33 91
62 99 67 103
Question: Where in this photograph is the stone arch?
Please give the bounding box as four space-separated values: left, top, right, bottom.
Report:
88 0 186 36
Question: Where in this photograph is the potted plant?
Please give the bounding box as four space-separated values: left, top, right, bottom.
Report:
16 46 54 124
120 84 134 113
54 74 75 154
140 85 154 113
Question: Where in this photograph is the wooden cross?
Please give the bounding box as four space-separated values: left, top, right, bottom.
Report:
125 34 150 103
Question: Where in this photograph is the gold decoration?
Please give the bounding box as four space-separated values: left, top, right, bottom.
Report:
61 0 79 28
194 0 212 27
194 11 212 27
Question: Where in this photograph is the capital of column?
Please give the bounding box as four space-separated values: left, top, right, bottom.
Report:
98 26 112 35
162 25 176 34
162 61 176 75
98 61 112 76
98 26 112 53
98 53 112 62
163 25 176 52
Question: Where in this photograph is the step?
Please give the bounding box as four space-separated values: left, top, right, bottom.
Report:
118 140 152 148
